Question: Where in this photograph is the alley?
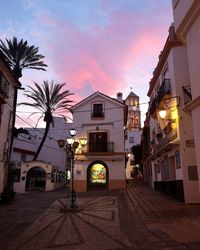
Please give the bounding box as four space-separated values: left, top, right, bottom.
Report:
0 180 200 249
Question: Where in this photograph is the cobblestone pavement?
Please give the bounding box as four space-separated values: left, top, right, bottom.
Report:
0 180 200 249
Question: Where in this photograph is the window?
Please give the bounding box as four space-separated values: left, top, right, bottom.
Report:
157 161 161 173
90 163 106 184
188 166 198 180
21 154 27 161
13 169 21 182
175 150 181 169
163 156 169 180
135 117 139 125
89 132 107 152
130 98 134 106
92 103 104 118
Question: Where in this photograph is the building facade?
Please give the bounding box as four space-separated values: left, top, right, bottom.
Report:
10 117 70 192
143 25 200 203
0 52 20 198
70 91 126 192
172 0 200 196
124 91 142 179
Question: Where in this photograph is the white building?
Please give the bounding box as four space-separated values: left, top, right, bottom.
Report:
144 25 200 203
172 0 200 198
10 117 71 192
0 52 20 199
70 91 126 192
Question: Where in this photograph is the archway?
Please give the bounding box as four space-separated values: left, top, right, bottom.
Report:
25 166 46 191
87 161 109 191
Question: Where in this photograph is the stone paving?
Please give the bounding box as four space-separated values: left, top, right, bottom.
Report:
0 180 200 249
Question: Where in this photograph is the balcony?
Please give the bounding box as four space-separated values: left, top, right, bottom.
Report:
80 142 114 155
153 129 178 155
156 79 171 104
149 79 171 116
182 85 192 105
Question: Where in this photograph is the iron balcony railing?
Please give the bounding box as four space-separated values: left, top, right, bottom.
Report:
156 79 171 104
182 85 192 105
150 79 171 115
83 142 114 153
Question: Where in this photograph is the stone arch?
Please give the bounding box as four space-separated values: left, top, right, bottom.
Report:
87 160 109 191
25 166 46 191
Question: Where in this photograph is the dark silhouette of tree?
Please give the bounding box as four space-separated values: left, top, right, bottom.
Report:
0 37 47 202
19 80 74 160
0 37 47 79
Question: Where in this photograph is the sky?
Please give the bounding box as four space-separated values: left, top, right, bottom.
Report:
1 0 173 128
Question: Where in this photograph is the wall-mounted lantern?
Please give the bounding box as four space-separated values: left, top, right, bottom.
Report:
159 109 167 119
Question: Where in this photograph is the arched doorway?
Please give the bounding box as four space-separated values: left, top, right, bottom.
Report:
25 166 46 191
87 161 109 191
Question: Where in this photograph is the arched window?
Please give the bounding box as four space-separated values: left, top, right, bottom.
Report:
87 161 109 191
90 163 106 184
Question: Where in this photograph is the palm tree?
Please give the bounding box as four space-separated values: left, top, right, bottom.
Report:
0 36 48 151
0 37 48 201
0 36 47 79
19 80 74 160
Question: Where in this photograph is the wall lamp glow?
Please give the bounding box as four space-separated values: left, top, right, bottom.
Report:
159 109 167 119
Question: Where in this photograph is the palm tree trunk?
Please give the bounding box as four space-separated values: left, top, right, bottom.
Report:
33 121 50 161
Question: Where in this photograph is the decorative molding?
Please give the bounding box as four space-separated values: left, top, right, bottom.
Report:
176 1 200 43
183 96 200 114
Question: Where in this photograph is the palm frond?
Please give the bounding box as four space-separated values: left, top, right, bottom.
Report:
19 80 74 118
0 36 48 78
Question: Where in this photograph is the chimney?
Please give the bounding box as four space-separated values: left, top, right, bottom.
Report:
117 92 123 102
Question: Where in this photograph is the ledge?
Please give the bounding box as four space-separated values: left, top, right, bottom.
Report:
183 96 200 114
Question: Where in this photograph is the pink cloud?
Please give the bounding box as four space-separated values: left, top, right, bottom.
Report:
40 9 170 98
16 3 172 128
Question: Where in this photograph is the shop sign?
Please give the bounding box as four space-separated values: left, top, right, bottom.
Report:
185 140 195 147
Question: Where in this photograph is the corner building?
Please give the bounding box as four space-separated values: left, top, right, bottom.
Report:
144 25 200 203
70 91 126 192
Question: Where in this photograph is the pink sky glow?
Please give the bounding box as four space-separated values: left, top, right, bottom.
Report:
1 0 173 127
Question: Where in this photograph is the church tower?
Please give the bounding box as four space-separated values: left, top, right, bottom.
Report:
125 91 141 130
125 90 142 179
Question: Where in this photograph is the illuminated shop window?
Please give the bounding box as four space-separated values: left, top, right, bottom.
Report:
90 163 106 184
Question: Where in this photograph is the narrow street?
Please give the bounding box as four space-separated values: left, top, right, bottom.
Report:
0 180 200 249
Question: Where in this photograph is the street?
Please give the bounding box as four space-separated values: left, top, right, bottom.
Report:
0 180 200 249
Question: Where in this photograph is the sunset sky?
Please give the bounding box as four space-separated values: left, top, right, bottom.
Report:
1 0 173 127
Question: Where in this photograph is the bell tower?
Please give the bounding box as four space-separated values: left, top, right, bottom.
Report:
125 89 142 180
125 91 141 130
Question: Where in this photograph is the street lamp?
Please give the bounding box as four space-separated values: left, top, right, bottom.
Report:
67 138 79 208
57 128 87 211
79 138 87 153
69 128 77 137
